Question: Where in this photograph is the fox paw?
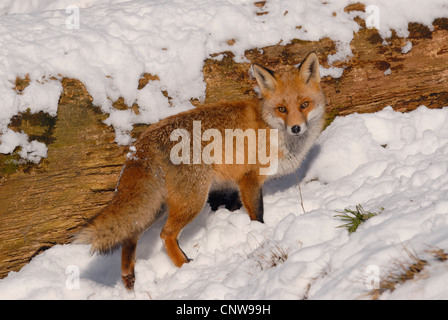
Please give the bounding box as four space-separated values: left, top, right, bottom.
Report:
122 272 135 291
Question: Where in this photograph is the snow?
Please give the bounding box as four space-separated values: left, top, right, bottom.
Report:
0 0 448 300
401 41 413 54
319 66 345 79
0 0 129 15
1 0 448 158
1 106 448 300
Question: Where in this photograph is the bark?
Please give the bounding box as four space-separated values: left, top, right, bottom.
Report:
0 17 447 279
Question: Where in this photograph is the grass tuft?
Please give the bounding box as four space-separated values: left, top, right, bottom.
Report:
334 204 384 234
425 247 448 262
370 246 428 300
251 242 289 270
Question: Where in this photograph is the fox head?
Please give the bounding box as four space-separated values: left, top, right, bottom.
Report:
253 52 326 136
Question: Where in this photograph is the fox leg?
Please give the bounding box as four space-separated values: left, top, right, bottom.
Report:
121 234 140 290
238 172 264 223
161 184 209 267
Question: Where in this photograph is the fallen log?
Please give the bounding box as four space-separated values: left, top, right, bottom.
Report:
0 18 447 279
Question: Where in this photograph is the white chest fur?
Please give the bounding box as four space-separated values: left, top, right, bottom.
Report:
273 106 324 178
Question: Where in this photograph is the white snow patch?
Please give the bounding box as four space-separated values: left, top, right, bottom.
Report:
401 41 413 54
319 66 345 79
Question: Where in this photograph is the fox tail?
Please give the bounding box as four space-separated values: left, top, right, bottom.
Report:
74 162 165 254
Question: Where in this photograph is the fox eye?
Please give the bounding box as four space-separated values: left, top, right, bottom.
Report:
277 106 287 113
301 101 310 109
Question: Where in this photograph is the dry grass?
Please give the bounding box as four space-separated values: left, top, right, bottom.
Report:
251 243 289 270
302 262 331 300
369 246 447 300
425 247 448 262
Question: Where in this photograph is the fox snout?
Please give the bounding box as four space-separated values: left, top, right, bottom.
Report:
291 125 301 134
287 123 307 136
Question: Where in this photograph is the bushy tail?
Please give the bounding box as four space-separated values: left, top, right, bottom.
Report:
74 204 127 254
75 198 166 254
74 161 166 254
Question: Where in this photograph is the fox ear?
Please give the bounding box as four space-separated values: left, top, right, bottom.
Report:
252 64 277 95
298 52 321 84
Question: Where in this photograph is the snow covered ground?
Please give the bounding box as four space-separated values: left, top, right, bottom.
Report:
1 106 448 300
0 0 447 300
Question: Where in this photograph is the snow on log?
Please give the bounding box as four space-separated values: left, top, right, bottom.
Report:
0 17 447 278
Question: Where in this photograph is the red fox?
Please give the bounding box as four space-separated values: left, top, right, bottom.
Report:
75 52 326 290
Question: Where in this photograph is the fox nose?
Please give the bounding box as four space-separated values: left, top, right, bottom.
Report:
291 125 301 134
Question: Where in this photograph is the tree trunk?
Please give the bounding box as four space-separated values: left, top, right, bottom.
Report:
0 18 447 279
